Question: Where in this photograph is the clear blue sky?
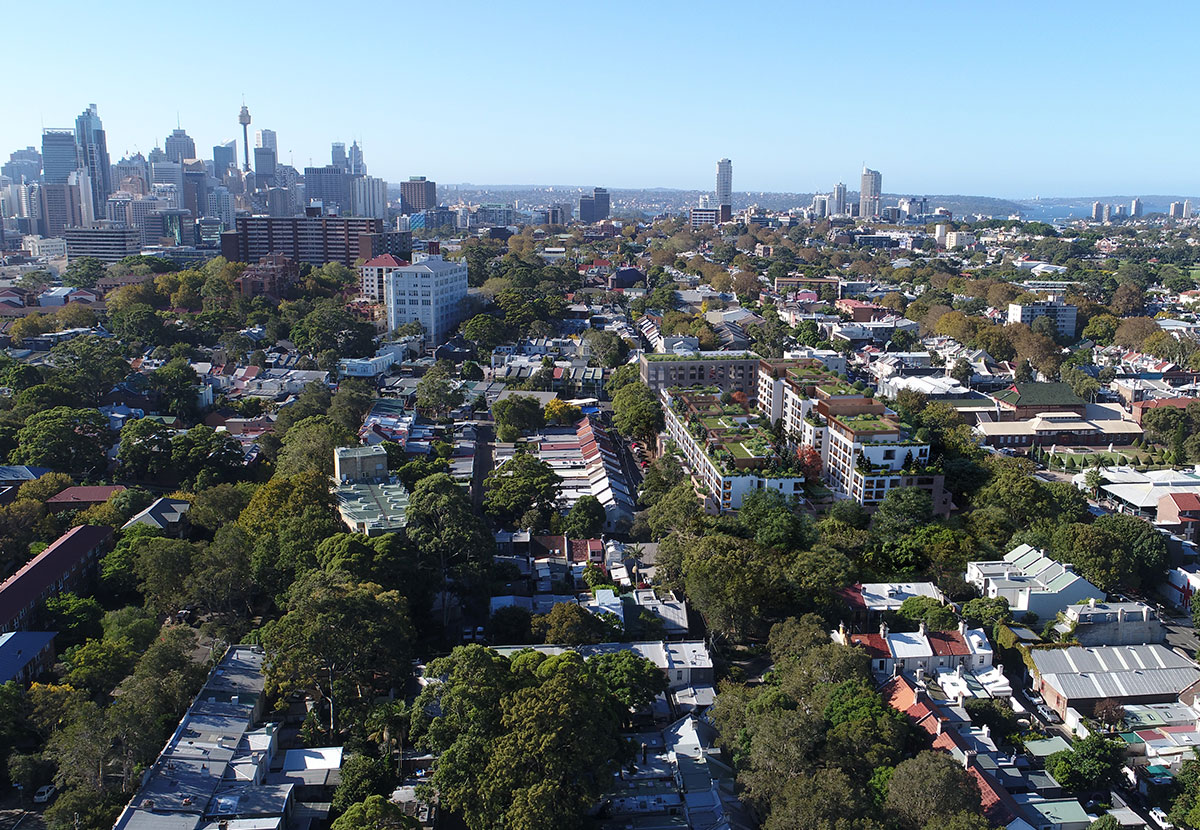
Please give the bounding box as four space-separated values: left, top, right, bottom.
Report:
5 1 1197 198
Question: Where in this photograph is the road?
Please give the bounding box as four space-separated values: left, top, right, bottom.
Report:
470 421 493 510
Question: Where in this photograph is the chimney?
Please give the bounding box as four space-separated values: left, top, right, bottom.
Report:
959 620 968 637
918 621 927 637
962 749 977 769
1062 562 1074 574
956 692 966 707
916 666 925 683
936 718 945 735
1088 597 1096 608
838 621 846 638
880 621 889 638
982 724 991 739
956 664 964 679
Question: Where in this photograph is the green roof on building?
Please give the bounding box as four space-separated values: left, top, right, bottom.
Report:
992 382 1084 407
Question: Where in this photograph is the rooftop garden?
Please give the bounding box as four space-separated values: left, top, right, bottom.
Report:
836 413 900 433
645 351 758 361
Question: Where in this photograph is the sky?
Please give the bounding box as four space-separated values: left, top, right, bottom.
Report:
5 1 1198 199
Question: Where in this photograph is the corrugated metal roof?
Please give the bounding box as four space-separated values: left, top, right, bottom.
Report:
1033 645 1200 701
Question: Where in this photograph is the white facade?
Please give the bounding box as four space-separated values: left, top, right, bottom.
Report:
22 235 67 258
944 231 976 250
351 176 388 219
1007 300 1078 338
384 254 468 345
715 158 732 206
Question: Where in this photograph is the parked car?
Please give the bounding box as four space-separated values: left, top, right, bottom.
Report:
33 785 56 804
1036 703 1062 724
1150 806 1175 829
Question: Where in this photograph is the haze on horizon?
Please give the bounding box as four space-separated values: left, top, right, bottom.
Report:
5 0 1196 199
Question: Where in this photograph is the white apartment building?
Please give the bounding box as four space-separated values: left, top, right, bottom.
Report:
1007 300 1078 338
944 231 976 250
359 253 406 303
384 254 468 344
661 388 804 513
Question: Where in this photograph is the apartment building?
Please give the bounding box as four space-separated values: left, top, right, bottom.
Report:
384 254 469 345
1007 300 1078 339
661 387 804 513
358 253 407 303
639 351 760 397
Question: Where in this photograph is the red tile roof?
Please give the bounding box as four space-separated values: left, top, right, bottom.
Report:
1166 493 1200 512
850 633 890 659
0 525 113 629
927 630 971 657
46 485 126 505
362 254 408 268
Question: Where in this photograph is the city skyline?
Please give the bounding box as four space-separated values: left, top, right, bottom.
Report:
4 2 1200 197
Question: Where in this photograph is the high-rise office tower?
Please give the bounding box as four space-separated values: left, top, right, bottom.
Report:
74 104 112 217
165 129 196 164
859 167 882 218
238 105 252 172
151 160 184 195
213 141 237 176
3 147 42 183
255 129 277 151
1185 200 1194 220
332 143 348 172
351 176 388 219
1130 197 1142 218
1102 204 1112 222
592 187 610 221
305 165 352 213
207 186 236 228
716 158 732 208
254 147 277 187
832 182 847 216
400 176 437 213
349 141 366 176
1091 201 1104 221
41 129 80 184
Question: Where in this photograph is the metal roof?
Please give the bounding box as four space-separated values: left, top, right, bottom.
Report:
1033 644 1200 701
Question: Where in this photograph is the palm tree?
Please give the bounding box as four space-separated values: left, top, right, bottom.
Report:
1084 468 1104 499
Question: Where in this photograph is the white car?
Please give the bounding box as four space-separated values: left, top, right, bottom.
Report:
1150 807 1175 829
33 785 56 804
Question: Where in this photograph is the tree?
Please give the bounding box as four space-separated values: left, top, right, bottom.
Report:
543 398 582 426
62 256 106 288
461 314 508 350
331 795 419 830
587 650 670 710
871 487 933 544
332 755 396 816
48 336 131 403
411 647 629 830
261 570 413 737
1093 698 1126 728
117 417 176 481
275 415 355 478
680 533 778 642
483 452 562 529
328 380 375 434
43 593 103 649
1046 735 1125 792
738 489 815 552
134 538 199 616
149 358 201 419
562 495 605 538
493 394 545 442
532 602 611 645
1110 283 1146 316
885 751 983 829
611 382 664 445
291 303 376 357
405 474 494 626
897 595 957 631
414 363 464 416
170 425 246 489
960 596 1011 628
10 407 110 478
605 363 640 396
584 330 629 368
950 358 972 386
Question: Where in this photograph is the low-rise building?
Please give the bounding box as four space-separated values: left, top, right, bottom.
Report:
1057 600 1165 646
0 631 56 683
332 445 409 535
966 544 1103 621
661 387 804 512
974 410 1142 449
122 497 191 534
0 525 113 633
1030 644 1200 718
639 351 761 398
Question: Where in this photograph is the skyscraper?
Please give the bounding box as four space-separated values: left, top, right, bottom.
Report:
254 147 277 187
305 165 352 213
1091 201 1104 221
74 104 112 217
165 129 196 163
41 129 80 185
1185 200 1194 220
1130 197 1142 218
332 143 348 172
349 141 366 176
716 158 732 208
213 141 237 176
3 147 41 183
832 182 847 216
351 176 388 219
859 167 882 218
255 129 277 151
238 105 252 172
400 176 437 213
